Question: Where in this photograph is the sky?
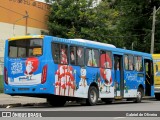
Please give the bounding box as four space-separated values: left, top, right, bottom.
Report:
36 0 46 3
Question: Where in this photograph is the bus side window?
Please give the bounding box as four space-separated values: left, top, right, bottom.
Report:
70 46 76 65
86 49 99 67
124 55 129 70
9 46 18 57
76 47 84 66
52 43 60 64
128 55 134 70
93 49 99 67
60 44 68 64
100 50 106 68
100 50 112 69
86 49 91 66
29 49 33 56
18 47 26 57
135 56 143 71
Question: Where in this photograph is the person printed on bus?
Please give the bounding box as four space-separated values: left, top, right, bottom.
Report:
124 56 129 70
104 62 112 93
135 57 141 71
60 48 68 64
117 61 120 70
24 61 33 80
87 50 92 66
129 59 133 70
70 51 75 64
92 50 97 67
102 54 112 93
138 57 142 71
87 49 97 67
77 47 83 65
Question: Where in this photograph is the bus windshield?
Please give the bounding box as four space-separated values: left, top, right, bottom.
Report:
8 38 43 58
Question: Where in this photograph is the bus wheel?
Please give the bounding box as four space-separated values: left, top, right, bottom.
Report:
47 96 66 107
134 88 143 103
86 86 98 106
155 93 160 100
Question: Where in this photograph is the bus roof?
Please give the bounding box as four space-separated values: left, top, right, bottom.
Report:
7 35 151 58
8 35 44 41
69 39 151 58
114 47 152 57
70 39 116 48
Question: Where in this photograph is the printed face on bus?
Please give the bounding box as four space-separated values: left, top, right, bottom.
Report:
81 68 86 77
77 48 82 58
26 61 33 74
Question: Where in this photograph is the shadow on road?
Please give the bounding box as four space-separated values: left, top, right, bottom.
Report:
19 99 157 109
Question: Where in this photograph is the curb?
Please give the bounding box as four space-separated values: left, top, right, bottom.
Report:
0 102 48 108
142 96 155 100
0 103 22 108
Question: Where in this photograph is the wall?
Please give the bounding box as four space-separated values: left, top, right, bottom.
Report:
0 0 49 30
0 0 50 75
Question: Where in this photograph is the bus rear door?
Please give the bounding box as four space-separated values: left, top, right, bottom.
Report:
114 54 124 99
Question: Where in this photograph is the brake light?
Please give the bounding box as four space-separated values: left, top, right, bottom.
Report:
41 65 47 84
4 67 8 84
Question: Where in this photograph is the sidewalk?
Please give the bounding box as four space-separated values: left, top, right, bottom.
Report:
0 93 47 108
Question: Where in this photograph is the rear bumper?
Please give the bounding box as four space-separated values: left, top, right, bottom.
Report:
4 84 54 95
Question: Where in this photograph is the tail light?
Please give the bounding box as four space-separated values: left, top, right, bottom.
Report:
4 67 8 84
41 65 47 84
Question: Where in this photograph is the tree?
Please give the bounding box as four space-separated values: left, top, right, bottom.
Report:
115 0 160 53
46 0 160 52
47 0 122 46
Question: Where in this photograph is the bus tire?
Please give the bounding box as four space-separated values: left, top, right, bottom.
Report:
47 96 66 107
134 88 143 103
155 93 160 100
86 86 98 106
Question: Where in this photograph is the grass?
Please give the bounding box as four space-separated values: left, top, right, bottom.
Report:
0 75 3 93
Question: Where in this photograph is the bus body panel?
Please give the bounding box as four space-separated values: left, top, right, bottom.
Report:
152 54 160 93
4 35 154 101
53 64 115 98
123 70 140 98
4 36 54 95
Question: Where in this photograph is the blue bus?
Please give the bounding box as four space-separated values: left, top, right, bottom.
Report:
4 35 154 106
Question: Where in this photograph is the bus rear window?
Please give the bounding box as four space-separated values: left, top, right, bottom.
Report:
8 38 43 58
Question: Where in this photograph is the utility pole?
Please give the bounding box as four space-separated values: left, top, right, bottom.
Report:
150 6 160 54
13 11 29 36
25 11 29 35
150 6 156 54
13 17 25 36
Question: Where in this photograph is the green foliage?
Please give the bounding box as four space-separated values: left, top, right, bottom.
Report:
47 0 120 44
115 0 160 53
47 0 160 53
0 75 3 93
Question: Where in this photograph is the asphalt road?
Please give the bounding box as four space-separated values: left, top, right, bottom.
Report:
9 99 160 111
0 99 160 120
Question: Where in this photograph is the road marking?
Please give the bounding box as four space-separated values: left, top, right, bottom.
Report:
6 106 11 108
113 117 126 119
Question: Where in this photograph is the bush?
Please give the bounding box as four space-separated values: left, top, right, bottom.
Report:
0 75 3 93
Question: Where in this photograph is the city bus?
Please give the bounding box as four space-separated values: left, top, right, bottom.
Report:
4 35 154 106
152 54 160 100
